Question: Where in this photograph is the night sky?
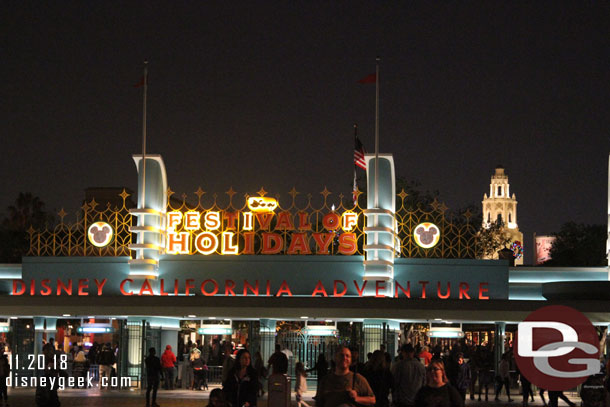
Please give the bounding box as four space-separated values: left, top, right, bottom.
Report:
2 2 610 264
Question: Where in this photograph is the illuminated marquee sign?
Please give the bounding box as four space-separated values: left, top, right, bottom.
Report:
165 209 359 256
413 222 440 249
87 222 114 248
247 197 278 212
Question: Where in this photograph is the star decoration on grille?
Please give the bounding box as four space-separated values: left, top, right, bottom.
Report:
57 208 67 221
88 199 98 211
119 189 130 201
463 209 473 219
397 189 408 200
430 198 440 211
438 203 449 212
167 187 175 198
288 187 299 200
225 187 236 199
257 187 268 197
320 187 331 199
195 187 205 199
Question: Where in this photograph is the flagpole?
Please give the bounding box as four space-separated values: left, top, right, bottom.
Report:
141 60 148 209
353 124 358 206
374 57 380 208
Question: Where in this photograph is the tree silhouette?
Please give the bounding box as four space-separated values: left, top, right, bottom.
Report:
542 222 606 267
0 193 54 263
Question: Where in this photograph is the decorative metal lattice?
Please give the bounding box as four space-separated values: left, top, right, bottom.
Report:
28 187 480 258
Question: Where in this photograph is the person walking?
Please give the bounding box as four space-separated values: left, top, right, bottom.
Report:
414 360 464 407
190 348 205 390
0 351 9 406
295 362 310 407
97 342 115 387
315 346 376 407
392 344 426 407
454 353 471 401
161 345 176 390
308 353 329 398
145 347 162 407
494 354 512 402
222 349 259 407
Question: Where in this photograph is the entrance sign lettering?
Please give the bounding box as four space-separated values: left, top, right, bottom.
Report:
165 210 359 256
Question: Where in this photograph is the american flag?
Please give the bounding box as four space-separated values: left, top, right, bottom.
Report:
354 136 366 170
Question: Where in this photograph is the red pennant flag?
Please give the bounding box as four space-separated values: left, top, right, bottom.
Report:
357 73 376 84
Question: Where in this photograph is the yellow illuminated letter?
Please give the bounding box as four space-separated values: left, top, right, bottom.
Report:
204 211 221 230
167 232 189 254
184 211 201 230
221 232 239 255
167 212 183 230
194 232 219 255
342 211 358 231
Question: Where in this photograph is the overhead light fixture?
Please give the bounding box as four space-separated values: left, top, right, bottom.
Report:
77 323 115 334
434 318 442 321
300 316 308 319
62 314 71 317
187 315 196 318
198 326 232 335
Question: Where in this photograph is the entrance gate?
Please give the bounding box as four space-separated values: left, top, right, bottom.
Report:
277 331 339 378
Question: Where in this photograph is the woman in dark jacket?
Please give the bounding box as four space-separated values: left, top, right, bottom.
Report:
222 348 258 407
414 360 464 407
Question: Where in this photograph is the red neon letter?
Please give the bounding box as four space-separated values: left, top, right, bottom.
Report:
437 282 450 299
159 279 169 296
78 279 89 296
276 280 293 297
333 280 347 297
57 279 72 296
459 282 471 299
40 279 52 296
185 279 195 296
311 281 328 297
375 280 386 298
12 280 25 296
243 280 259 296
95 279 107 296
419 281 429 299
354 280 368 297
225 280 236 296
139 279 154 296
120 279 133 296
394 281 410 298
201 279 218 296
478 282 489 300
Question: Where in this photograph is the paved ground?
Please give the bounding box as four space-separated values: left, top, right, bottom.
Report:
0 385 583 407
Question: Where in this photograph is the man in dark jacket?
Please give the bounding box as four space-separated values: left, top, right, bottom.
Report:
145 347 162 407
97 342 115 386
